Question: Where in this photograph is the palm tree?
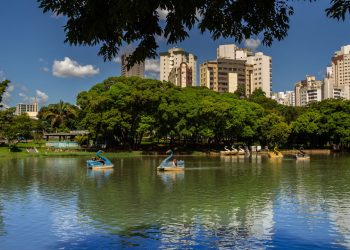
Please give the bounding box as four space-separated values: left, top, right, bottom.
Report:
42 100 78 130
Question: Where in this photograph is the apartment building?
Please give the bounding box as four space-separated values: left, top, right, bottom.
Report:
295 76 323 106
271 91 295 106
160 48 197 86
211 44 272 97
121 53 145 78
327 45 350 99
168 62 193 88
15 101 38 119
200 58 247 93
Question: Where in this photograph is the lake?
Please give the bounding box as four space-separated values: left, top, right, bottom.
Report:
1 154 350 249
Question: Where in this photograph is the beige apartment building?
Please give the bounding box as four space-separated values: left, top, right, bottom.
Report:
160 48 197 87
295 76 323 106
200 58 247 94
15 101 38 119
168 62 193 88
246 52 272 98
121 53 145 78
331 45 350 99
205 44 272 97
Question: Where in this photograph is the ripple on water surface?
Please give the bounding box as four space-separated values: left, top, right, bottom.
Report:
0 155 350 249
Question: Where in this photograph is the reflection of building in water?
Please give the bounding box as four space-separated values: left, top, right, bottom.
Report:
328 200 350 248
157 200 274 248
87 169 114 188
220 155 248 164
157 172 184 190
0 205 5 236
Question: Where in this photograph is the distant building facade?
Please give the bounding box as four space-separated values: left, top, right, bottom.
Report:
168 62 193 88
121 53 145 78
323 66 346 100
160 48 197 87
200 58 247 93
15 101 38 119
246 52 272 98
201 44 272 97
331 45 350 99
271 91 295 106
294 76 323 106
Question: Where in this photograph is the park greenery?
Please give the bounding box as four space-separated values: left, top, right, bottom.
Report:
1 77 350 150
37 0 350 67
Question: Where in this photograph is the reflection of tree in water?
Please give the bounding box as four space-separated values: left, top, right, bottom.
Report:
86 169 114 188
0 203 5 236
276 155 350 248
157 172 184 190
321 157 350 248
77 157 279 248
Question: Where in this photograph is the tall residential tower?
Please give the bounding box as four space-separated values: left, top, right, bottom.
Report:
160 48 197 87
200 44 272 97
121 53 145 78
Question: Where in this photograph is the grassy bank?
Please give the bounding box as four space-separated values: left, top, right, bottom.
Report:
0 142 337 159
0 144 145 158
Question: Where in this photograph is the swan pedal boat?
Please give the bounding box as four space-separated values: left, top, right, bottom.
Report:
158 150 185 171
86 150 114 169
157 166 184 171
268 152 284 158
295 153 310 160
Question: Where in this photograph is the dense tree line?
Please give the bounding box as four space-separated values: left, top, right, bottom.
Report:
72 77 350 149
2 77 350 150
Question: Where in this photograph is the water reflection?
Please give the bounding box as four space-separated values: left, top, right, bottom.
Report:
86 169 114 188
157 171 184 188
0 155 350 249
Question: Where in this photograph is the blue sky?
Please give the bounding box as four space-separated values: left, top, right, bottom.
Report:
0 0 349 107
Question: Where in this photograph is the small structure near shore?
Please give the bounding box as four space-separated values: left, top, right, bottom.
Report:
43 130 90 142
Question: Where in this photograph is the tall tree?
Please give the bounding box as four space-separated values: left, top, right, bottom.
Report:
37 0 349 67
39 100 78 131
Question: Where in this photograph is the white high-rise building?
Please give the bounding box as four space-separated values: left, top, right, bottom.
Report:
295 76 323 106
323 65 346 100
271 91 295 106
216 44 272 97
15 101 38 119
160 48 197 86
246 53 272 98
331 45 350 99
217 44 253 60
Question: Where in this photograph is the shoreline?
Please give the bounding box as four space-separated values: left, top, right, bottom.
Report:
0 146 340 159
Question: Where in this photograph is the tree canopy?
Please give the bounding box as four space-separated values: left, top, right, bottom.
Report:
37 0 350 67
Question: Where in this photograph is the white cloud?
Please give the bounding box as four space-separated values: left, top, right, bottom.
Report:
36 90 49 103
113 57 122 64
145 59 160 73
1 84 14 107
244 38 261 50
52 57 100 78
7 84 14 92
19 90 49 104
157 8 169 20
2 91 10 101
51 11 63 19
42 67 50 72
145 72 160 80
19 92 29 102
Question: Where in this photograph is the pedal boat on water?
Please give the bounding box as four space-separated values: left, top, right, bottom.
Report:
157 150 185 171
86 150 114 169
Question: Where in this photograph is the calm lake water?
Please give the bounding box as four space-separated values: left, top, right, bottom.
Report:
1 154 350 249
